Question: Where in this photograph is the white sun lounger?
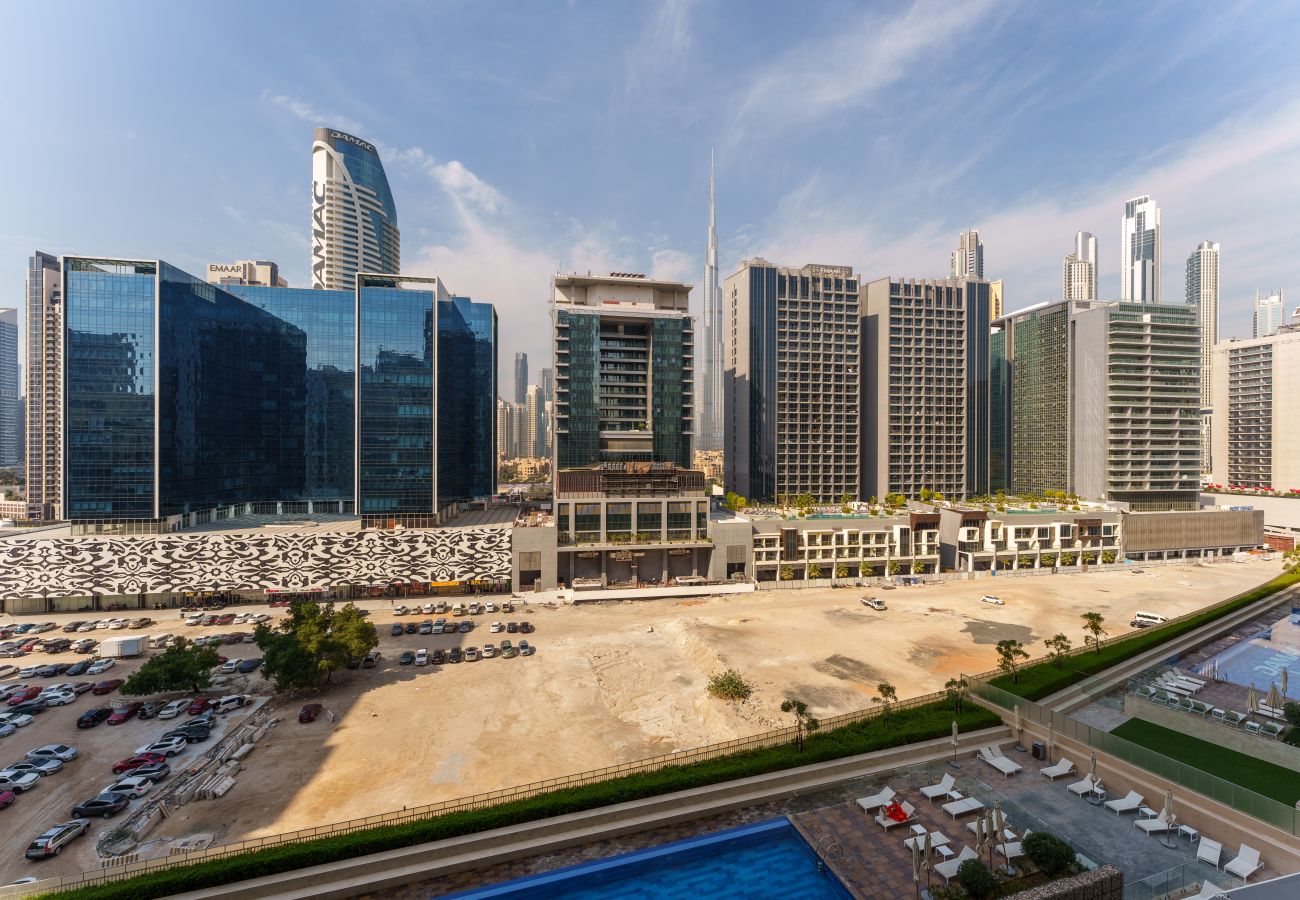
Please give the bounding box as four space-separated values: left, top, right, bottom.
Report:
1197 837 1223 869
1188 882 1227 900
1224 844 1262 882
855 786 896 813
943 796 985 819
1066 774 1101 798
968 821 1016 841
1040 757 1074 781
1177 672 1208 687
1104 790 1144 815
934 846 978 884
979 746 1023 777
875 800 917 830
1135 814 1173 835
920 773 956 801
997 831 1032 860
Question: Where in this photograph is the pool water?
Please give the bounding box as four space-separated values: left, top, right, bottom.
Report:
1202 614 1300 695
442 819 853 899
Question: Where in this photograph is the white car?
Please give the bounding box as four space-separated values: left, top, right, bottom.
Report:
184 615 204 626
104 775 154 799
27 744 79 762
86 659 116 675
40 690 77 707
0 772 40 793
17 666 41 679
134 736 187 758
0 713 34 728
393 605 410 616
489 621 503 633
481 643 496 659
213 695 247 714
232 613 251 624
219 660 239 674
3 759 63 776
981 595 1005 606
484 602 498 614
251 614 272 624
94 619 115 630
157 699 189 720
0 664 16 679
76 622 97 632
0 723 14 739
110 619 128 629
414 648 429 666
421 603 435 614
862 597 887 611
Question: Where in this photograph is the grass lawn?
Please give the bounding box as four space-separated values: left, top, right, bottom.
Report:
1110 718 1300 805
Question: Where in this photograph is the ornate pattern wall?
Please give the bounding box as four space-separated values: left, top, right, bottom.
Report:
0 528 512 600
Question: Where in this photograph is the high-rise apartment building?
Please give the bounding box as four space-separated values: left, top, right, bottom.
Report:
1121 195 1161 302
525 384 546 458
552 273 693 470
1211 329 1300 491
310 127 400 290
496 399 513 459
1253 290 1285 338
25 251 61 520
988 280 1004 320
724 261 860 502
206 260 287 287
513 352 529 405
950 230 984 279
1186 241 1219 472
861 277 991 501
1063 231 1098 301
538 367 553 405
696 151 724 452
0 308 17 468
998 301 1071 496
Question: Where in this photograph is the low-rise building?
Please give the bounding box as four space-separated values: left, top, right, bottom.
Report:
749 510 940 581
935 504 1123 573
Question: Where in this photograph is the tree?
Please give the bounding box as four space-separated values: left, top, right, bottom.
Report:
956 860 997 900
995 639 1029 682
873 681 898 721
919 487 934 502
1101 550 1117 564
1060 551 1077 566
1023 832 1078 877
781 698 819 751
722 491 748 512
255 599 379 691
834 563 849 579
1045 633 1072 669
1081 611 1107 654
945 677 965 712
707 669 752 702
887 559 901 576
807 563 822 579
121 638 219 695
933 492 945 502
911 560 924 574
839 492 854 514
779 566 795 581
867 495 878 509
1284 547 1300 571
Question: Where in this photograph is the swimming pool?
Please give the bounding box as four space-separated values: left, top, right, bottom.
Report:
442 818 853 899
1201 612 1300 695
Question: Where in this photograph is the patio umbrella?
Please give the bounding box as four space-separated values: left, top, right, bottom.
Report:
992 802 1007 870
1159 789 1178 848
922 830 933 888
911 842 922 898
1047 721 1056 764
951 720 961 767
1088 750 1097 784
1248 684 1259 715
1013 703 1023 749
1284 667 1290 698
1268 681 1284 710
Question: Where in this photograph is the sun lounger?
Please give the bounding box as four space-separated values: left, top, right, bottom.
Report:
1189 700 1213 716
875 800 917 830
1162 690 1191 706
1040 757 1074 781
1261 722 1285 739
855 786 896 813
1066 774 1101 798
934 846 978 884
1224 844 1262 882
1174 670 1208 687
1223 710 1246 727
920 773 956 801
1258 704 1285 720
1187 881 1227 900
1104 790 1144 815
1136 685 1158 701
942 796 985 819
1135 814 1172 835
968 822 1016 841
997 832 1031 860
979 746 1023 777
1197 837 1223 869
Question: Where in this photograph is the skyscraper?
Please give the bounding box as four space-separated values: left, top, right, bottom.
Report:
1254 290 1285 338
0 308 17 468
525 384 546 458
538 367 554 405
1212 329 1300 491
514 352 529 405
696 150 723 452
25 251 61 520
1185 240 1219 472
1121 195 1161 302
1063 231 1098 301
725 261 860 502
950 229 984 279
310 127 400 290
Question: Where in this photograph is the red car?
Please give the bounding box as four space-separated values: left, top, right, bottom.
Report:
91 679 125 696
106 702 142 725
298 703 323 723
112 752 166 775
215 614 236 626
0 789 15 809
6 687 40 706
186 697 213 715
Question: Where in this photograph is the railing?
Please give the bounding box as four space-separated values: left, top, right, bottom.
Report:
965 675 1300 837
3 686 963 897
1124 860 1228 900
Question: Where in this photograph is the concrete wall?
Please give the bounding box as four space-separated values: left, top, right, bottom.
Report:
1123 694 1299 770
511 525 558 591
1123 509 1263 553
706 516 753 581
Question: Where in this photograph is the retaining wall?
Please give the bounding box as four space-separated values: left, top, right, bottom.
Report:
1122 694 1299 769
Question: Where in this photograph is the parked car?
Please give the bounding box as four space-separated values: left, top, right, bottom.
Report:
157 698 190 719
506 621 519 634
213 695 247 714
133 737 187 758
76 622 97 633
481 643 496 659
0 789 14 808
418 620 433 635
414 649 429 666
519 621 533 633
489 621 503 633
218 660 239 675
431 648 445 665
65 658 93 674
421 603 435 614
104 775 153 799
298 703 323 723
215 614 236 626
125 761 170 783
90 679 124 696
458 621 472 633
464 646 479 661
0 772 40 793
980 595 1005 606
24 819 90 859
389 624 403 637
11 700 47 716
3 759 63 776
398 651 415 666
36 664 70 678
6 687 40 706
106 703 142 725
518 640 532 656
500 640 516 659
447 647 462 663
77 708 113 729
404 622 417 634
430 618 445 634
862 597 887 610
501 600 514 613
40 690 77 707
111 753 166 775
362 651 381 668
136 700 167 720
484 602 498 614
236 658 262 674
186 697 214 715
468 602 483 616
392 605 410 616
61 621 86 634
86 659 116 675
0 713 33 728
162 724 210 744
73 792 131 819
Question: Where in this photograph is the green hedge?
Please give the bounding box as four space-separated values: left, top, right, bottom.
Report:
44 702 998 899
992 568 1300 701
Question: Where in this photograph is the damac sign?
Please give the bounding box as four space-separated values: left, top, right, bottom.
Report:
330 131 376 154
311 180 327 288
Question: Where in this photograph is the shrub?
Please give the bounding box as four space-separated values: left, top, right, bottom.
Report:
1023 831 1077 877
707 669 752 702
1283 701 1300 728
956 859 998 899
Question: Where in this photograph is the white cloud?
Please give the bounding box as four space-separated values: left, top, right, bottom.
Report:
431 161 506 214
624 0 696 100
650 248 696 284
262 90 364 135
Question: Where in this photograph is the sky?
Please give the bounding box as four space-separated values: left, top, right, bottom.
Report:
4 0 1300 389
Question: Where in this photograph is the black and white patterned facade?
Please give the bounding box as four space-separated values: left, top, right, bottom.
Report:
0 528 512 600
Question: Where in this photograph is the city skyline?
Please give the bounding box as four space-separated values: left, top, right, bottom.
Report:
4 3 1300 388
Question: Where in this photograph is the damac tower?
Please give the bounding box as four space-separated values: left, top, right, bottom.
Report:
696 150 723 452
311 127 401 290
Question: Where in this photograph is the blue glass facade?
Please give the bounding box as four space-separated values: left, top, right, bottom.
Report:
437 298 497 505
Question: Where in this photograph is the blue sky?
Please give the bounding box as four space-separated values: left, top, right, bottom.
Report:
4 0 1300 385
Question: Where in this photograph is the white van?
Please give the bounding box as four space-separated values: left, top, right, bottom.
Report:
1130 611 1167 629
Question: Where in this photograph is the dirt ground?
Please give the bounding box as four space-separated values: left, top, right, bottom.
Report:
0 557 1279 883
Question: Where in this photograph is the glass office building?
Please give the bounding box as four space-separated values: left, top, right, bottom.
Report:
62 259 494 532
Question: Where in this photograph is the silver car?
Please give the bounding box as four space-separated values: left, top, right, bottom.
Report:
27 744 79 763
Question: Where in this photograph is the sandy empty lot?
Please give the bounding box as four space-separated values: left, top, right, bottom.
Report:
0 556 1279 883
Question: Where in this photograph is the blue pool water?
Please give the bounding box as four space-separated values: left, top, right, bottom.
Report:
1202 613 1300 696
442 819 853 899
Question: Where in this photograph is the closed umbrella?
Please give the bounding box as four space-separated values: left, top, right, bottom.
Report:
1047 721 1056 765
950 720 961 768
992 801 1008 871
922 830 933 889
1013 703 1023 750
1159 789 1178 848
1283 667 1290 698
911 842 922 898
1268 681 1283 711
1248 684 1259 715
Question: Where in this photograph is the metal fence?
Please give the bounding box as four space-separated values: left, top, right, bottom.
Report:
1 687 960 897
965 675 1300 837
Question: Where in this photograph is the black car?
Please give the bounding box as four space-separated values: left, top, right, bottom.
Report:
76 707 112 729
236 658 261 674
345 657 361 670
65 660 92 677
398 650 416 665
128 762 171 783
62 621 86 633
362 651 381 668
37 663 70 677
137 700 166 720
506 622 519 634
163 725 210 744
404 622 417 634
447 647 462 663
389 624 403 637
431 648 446 665
458 621 472 633
519 621 533 633
12 699 49 715
73 792 131 819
